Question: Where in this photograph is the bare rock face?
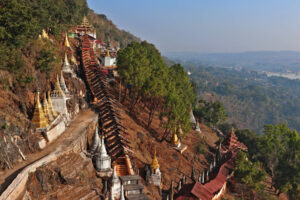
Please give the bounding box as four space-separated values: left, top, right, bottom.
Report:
0 119 34 170
25 153 103 200
27 167 62 198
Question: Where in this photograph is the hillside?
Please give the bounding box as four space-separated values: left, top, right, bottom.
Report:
0 0 140 170
87 9 140 48
1 1 299 200
180 64 300 133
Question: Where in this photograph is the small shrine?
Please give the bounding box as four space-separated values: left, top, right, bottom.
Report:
149 150 161 186
95 135 112 176
172 127 187 153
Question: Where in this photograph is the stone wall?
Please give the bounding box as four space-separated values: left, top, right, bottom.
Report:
0 114 98 200
45 118 66 143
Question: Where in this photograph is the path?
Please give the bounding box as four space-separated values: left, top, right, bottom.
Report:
0 109 97 194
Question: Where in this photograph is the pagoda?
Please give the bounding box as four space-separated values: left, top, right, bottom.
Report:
47 91 57 118
151 150 160 174
103 49 117 69
51 75 65 97
42 93 53 122
77 16 92 35
90 127 100 153
32 92 49 129
150 149 161 186
222 128 248 152
95 135 111 172
64 34 71 49
62 53 72 74
172 131 181 148
60 72 69 96
50 75 69 116
110 166 121 199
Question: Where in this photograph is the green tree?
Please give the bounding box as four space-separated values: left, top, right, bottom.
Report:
194 100 227 127
258 124 300 196
117 41 151 110
140 41 168 127
235 151 266 190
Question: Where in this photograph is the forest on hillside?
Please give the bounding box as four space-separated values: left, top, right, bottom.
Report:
0 0 138 90
120 42 300 199
184 63 300 133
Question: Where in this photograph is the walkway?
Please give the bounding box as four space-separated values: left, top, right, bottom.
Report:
0 109 97 195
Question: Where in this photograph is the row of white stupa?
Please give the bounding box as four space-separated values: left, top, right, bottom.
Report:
90 127 126 200
90 126 161 199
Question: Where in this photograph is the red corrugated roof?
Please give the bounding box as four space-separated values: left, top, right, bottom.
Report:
177 152 238 200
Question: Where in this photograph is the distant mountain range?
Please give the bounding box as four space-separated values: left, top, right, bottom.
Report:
164 51 300 73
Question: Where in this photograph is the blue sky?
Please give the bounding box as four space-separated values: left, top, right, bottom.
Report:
87 0 300 53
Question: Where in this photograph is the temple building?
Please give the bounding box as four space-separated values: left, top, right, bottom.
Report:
149 150 161 186
76 16 92 35
88 29 97 40
95 136 111 172
32 92 49 129
120 175 149 199
175 129 248 200
102 50 117 69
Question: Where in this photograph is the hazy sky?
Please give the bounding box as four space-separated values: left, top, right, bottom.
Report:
87 0 300 53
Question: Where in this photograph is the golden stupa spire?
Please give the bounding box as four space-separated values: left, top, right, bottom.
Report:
51 75 65 97
82 16 90 27
64 34 70 48
42 29 49 39
47 91 57 118
172 129 180 146
151 149 160 174
32 92 49 129
71 54 77 64
41 93 50 124
43 93 54 122
106 49 110 57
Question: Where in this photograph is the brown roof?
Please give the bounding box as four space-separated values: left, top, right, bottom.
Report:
176 152 237 200
222 130 248 151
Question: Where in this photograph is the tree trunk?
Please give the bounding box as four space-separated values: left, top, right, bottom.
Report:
121 87 127 103
147 109 154 128
129 93 140 113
